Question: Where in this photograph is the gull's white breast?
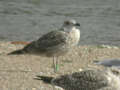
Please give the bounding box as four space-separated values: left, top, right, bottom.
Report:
69 27 80 46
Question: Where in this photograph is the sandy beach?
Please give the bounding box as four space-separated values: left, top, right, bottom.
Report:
0 41 120 90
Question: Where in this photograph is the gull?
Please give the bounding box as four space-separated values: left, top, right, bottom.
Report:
36 67 120 90
94 59 120 69
8 19 80 72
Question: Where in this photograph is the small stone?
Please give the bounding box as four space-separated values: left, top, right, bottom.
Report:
78 68 83 72
55 86 64 90
32 88 36 90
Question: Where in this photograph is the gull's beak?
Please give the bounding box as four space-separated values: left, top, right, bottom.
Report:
75 23 80 26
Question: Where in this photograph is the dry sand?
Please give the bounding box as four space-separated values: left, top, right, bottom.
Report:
0 41 120 90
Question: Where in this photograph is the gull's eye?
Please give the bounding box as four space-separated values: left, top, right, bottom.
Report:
112 70 120 75
64 21 70 25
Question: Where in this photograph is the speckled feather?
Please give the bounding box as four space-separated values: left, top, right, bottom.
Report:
39 68 120 90
52 69 108 90
21 30 72 56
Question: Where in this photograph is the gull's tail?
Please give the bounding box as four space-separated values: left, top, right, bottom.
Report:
8 49 24 55
35 75 53 84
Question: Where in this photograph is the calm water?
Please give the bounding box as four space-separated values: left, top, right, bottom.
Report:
0 0 120 46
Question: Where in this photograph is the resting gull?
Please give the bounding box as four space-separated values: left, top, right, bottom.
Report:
94 59 120 69
8 19 80 72
36 67 120 90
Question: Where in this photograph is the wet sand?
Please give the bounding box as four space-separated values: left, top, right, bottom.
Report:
0 41 120 90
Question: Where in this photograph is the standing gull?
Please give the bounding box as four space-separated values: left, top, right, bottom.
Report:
36 67 120 90
8 19 80 72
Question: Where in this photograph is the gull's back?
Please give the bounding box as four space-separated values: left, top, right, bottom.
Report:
51 68 120 90
22 30 71 56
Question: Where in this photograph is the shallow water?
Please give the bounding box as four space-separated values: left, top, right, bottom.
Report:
0 0 120 46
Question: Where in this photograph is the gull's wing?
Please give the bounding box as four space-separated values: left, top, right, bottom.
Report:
23 30 68 53
94 59 120 67
52 69 109 90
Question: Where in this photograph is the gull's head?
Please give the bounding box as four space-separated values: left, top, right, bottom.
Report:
110 67 120 76
63 19 80 28
61 19 80 32
106 67 120 89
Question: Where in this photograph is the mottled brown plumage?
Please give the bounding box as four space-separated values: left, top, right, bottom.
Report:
37 68 120 90
8 19 80 72
21 31 72 57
